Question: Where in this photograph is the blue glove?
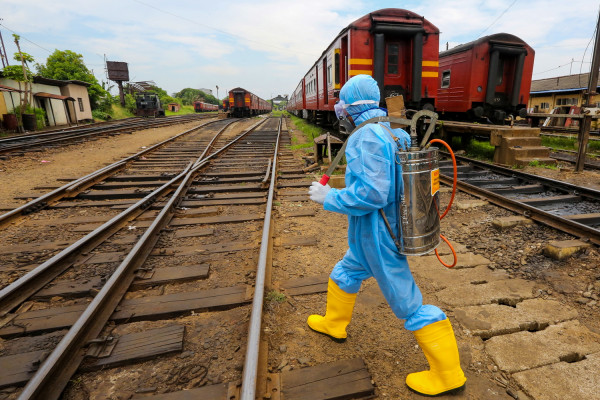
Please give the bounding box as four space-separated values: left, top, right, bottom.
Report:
308 182 331 204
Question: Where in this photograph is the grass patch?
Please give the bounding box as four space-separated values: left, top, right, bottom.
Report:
266 290 286 303
452 137 495 161
165 105 197 116
541 135 576 151
110 104 135 119
289 143 314 150
271 110 287 117
288 113 325 142
528 160 558 170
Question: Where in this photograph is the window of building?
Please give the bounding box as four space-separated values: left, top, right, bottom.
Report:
387 44 399 75
540 102 549 109
78 98 84 112
441 70 451 88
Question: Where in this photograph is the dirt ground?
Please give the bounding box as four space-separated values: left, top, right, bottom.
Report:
266 117 600 399
1 117 598 399
0 119 214 209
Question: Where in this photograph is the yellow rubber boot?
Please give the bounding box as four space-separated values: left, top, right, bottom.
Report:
406 318 467 396
307 278 357 342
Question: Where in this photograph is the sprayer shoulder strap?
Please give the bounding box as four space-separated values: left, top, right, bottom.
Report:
377 123 402 151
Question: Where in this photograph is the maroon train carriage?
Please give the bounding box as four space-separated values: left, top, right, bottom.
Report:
228 87 271 117
437 33 535 124
193 101 219 112
287 8 440 129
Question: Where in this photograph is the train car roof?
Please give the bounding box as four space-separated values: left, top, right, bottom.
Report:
440 33 532 57
299 8 438 80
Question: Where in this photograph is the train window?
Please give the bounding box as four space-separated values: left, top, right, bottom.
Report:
387 44 399 75
328 65 332 85
496 59 504 86
441 70 451 88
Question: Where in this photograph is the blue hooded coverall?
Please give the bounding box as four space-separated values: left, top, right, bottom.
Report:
324 75 446 331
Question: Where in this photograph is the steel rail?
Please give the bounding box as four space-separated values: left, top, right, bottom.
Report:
440 156 600 245
0 114 206 155
241 117 282 400
446 153 600 200
0 119 246 315
16 117 271 400
0 114 204 148
0 119 223 229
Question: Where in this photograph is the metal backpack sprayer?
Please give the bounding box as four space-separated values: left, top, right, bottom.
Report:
319 110 458 267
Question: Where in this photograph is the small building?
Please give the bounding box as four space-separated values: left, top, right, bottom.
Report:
199 88 213 96
60 79 93 122
166 102 180 112
528 72 600 113
0 75 93 128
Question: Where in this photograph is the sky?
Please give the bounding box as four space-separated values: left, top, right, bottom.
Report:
1 0 599 101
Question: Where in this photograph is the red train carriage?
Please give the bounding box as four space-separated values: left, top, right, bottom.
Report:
222 99 230 112
228 88 271 117
437 33 535 123
287 8 439 128
193 101 219 112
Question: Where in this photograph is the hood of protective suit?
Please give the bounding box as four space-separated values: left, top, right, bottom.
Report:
339 75 384 125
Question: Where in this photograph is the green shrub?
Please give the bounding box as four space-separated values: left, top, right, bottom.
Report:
92 109 111 120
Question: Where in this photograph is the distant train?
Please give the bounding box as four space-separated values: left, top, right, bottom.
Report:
193 101 219 112
222 99 230 112
134 92 165 117
287 8 439 127
228 88 271 117
437 33 534 123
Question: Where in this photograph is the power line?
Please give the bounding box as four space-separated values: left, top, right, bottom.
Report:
476 0 519 39
0 22 52 53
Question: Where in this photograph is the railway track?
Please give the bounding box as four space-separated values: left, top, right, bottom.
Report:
439 154 600 245
549 150 600 170
0 116 287 399
0 114 208 157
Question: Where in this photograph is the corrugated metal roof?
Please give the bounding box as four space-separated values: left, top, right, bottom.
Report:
530 71 600 92
34 92 74 101
0 84 21 92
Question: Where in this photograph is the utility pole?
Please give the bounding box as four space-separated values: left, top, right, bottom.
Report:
576 8 600 171
0 20 9 68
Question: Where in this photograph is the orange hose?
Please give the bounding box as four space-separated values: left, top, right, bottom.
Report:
429 139 458 268
435 234 457 268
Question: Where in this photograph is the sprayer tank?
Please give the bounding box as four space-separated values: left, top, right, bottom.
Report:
397 147 441 255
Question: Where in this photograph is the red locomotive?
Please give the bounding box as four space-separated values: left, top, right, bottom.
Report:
287 8 439 127
222 99 230 112
193 101 219 112
437 33 535 123
228 88 271 117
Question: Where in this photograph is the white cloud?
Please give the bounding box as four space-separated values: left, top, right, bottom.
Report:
2 0 599 97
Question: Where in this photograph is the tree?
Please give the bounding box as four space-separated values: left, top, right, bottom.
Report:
36 49 108 109
174 88 219 105
2 35 36 130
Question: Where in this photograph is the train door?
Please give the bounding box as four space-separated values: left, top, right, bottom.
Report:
383 38 411 99
485 45 526 108
341 36 348 86
322 57 328 105
315 66 319 108
234 92 244 108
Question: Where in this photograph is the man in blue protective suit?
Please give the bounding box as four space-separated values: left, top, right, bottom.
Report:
307 74 466 396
